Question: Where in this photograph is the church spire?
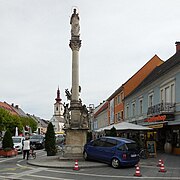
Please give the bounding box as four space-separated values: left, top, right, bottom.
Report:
55 86 62 103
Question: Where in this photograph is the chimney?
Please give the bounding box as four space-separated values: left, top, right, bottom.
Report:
175 41 180 52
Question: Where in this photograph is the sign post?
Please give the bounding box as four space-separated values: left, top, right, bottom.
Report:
147 141 157 157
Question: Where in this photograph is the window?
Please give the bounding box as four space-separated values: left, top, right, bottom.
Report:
117 112 121 121
117 95 120 104
160 89 163 102
126 143 137 150
160 78 175 103
121 92 124 102
104 139 117 147
139 99 143 115
114 97 117 106
148 93 154 107
121 111 123 120
92 138 106 147
165 87 170 102
126 105 129 118
118 144 127 151
171 84 175 103
132 102 136 117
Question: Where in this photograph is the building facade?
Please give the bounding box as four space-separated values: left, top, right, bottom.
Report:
124 42 180 154
50 87 65 133
107 55 164 125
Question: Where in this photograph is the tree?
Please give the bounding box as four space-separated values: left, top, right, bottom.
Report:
2 129 13 151
20 116 37 133
45 122 56 156
0 108 11 132
0 107 37 136
109 126 117 137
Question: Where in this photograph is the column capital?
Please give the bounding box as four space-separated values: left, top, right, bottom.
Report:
69 38 81 51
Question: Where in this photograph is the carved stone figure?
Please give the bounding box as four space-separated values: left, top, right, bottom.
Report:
80 105 89 129
70 9 80 36
65 89 72 101
63 104 70 128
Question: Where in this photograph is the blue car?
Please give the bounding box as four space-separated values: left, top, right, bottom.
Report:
83 136 139 168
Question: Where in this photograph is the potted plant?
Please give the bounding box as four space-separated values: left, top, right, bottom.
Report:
0 129 18 157
45 122 57 156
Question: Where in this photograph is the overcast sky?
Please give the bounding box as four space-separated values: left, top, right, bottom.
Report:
0 0 179 120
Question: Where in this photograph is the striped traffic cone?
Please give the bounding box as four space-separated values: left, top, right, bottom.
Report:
158 161 167 173
73 160 79 171
157 159 162 167
134 163 142 177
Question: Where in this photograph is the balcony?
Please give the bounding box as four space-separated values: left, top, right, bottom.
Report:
147 102 175 116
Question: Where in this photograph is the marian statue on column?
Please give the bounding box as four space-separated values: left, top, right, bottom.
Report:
70 8 80 36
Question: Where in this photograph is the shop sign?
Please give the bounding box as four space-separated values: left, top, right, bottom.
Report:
147 141 157 157
144 115 166 123
148 124 164 129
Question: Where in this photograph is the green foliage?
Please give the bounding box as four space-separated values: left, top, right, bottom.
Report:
21 116 37 133
45 122 56 156
0 108 11 132
109 126 117 137
2 129 14 150
0 108 37 135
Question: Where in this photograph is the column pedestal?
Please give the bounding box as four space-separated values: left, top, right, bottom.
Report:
64 129 88 157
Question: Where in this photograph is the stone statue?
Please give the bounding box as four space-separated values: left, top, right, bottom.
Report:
80 105 89 129
65 89 72 101
70 9 80 36
63 104 70 128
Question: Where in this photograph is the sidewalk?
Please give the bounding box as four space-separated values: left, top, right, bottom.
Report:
27 155 107 168
27 152 180 169
140 152 180 169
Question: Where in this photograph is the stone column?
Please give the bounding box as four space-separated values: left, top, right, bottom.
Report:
70 38 81 101
62 8 88 158
69 37 81 128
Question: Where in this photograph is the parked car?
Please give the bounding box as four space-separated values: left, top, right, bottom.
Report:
30 135 45 149
83 136 139 168
12 136 25 153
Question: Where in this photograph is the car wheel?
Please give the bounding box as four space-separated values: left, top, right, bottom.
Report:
83 151 88 160
111 158 120 168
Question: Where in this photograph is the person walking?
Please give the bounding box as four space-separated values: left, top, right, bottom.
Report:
23 136 30 160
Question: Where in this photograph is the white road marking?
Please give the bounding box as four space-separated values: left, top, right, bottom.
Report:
0 156 17 163
28 174 74 180
7 167 47 179
45 169 180 179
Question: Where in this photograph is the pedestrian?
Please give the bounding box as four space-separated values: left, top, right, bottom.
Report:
23 136 30 160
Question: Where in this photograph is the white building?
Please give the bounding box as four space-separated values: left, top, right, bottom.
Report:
50 87 65 133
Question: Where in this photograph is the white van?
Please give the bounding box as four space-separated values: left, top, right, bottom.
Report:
12 136 25 153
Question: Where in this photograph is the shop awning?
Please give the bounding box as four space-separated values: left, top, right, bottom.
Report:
95 122 152 132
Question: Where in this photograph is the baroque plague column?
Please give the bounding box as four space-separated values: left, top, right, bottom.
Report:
63 8 89 157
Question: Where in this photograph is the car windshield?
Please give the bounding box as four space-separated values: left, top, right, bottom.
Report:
13 138 21 143
126 143 137 151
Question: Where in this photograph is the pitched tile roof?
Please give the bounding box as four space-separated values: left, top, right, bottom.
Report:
0 101 19 116
126 51 180 97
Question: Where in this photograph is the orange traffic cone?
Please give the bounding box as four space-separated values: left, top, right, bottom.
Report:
159 161 166 173
134 163 142 177
73 160 79 171
157 159 162 167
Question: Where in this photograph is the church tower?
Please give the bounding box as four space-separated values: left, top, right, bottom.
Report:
54 87 64 116
50 87 65 133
